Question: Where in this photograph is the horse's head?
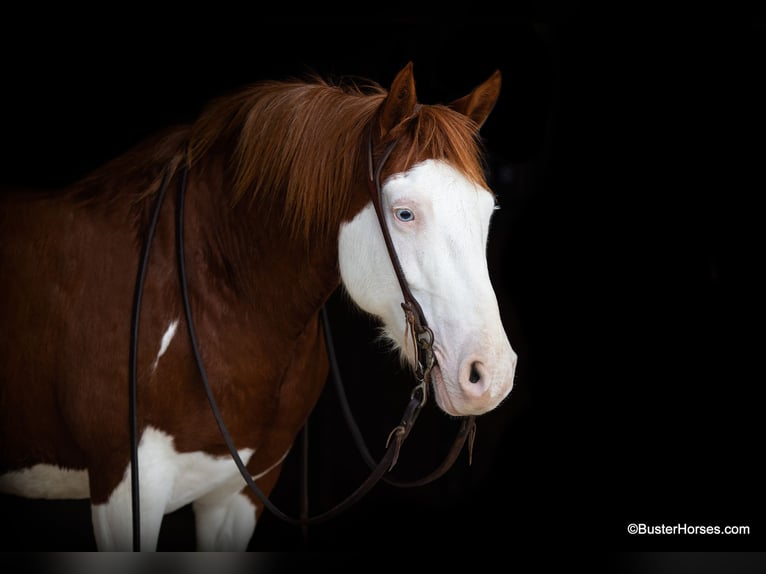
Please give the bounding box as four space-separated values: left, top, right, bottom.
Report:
338 63 516 417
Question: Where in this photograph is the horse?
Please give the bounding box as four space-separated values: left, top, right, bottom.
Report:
0 61 517 551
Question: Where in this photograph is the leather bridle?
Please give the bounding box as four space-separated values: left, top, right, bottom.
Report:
366 136 436 391
127 130 477 550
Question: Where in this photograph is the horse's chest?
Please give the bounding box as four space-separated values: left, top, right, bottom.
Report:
125 427 254 513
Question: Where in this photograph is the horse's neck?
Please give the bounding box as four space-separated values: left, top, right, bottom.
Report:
183 164 341 344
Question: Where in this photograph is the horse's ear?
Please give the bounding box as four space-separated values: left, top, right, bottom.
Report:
448 69 502 129
378 61 418 138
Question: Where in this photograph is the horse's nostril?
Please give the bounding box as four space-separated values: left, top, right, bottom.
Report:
469 362 481 384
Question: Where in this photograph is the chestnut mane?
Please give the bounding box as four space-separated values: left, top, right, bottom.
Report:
76 73 490 241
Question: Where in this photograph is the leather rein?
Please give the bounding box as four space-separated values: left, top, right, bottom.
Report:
128 133 477 550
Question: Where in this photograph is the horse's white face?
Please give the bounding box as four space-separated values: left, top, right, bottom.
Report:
338 159 516 416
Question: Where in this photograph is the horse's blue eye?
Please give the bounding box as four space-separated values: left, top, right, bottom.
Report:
395 208 415 222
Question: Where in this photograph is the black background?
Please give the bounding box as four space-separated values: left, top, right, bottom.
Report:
1 6 764 555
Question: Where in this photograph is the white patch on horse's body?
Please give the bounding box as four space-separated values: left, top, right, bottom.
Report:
1 426 288 550
338 159 517 416
0 464 89 499
92 426 259 550
152 319 179 371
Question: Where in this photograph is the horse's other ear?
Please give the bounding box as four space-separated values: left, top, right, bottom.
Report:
378 61 418 138
448 69 502 129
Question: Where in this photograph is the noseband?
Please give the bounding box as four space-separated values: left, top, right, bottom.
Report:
127 132 477 550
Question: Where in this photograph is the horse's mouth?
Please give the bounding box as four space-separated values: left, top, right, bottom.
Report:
430 363 461 417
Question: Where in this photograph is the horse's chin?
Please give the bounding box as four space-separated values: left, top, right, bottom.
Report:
430 364 462 417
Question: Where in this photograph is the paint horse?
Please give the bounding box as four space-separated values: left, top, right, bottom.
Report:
0 62 517 550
